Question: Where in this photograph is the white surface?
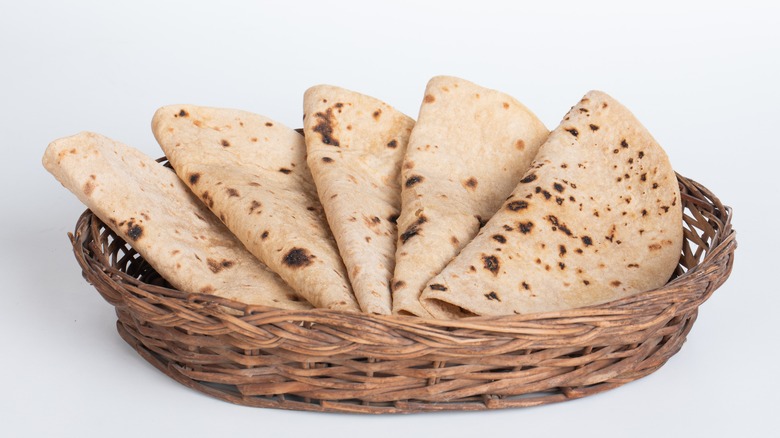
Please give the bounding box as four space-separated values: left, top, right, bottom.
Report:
2 1 778 436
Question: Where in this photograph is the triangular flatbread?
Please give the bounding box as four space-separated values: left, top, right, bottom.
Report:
392 76 549 316
303 85 414 315
420 91 683 318
152 106 359 311
43 132 310 310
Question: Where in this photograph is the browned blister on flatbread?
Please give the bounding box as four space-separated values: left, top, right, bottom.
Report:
42 132 311 310
420 91 683 318
152 106 358 311
304 85 414 315
392 76 549 317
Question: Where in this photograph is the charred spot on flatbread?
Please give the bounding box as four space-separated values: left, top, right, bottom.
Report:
400 215 427 244
463 177 478 191
200 191 215 208
283 248 313 268
517 221 534 234
492 234 507 244
506 200 529 211
484 291 501 301
126 221 143 241
482 254 500 275
313 108 340 146
546 215 573 236
405 175 424 188
520 174 537 183
207 258 235 273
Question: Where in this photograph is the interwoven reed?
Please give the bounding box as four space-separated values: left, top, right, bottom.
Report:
69 173 735 413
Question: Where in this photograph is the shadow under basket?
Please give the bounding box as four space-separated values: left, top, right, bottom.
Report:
70 173 735 414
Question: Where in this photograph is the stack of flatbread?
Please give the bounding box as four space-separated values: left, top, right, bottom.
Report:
44 76 682 319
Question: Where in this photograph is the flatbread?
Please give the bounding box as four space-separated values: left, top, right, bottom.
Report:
303 85 414 315
391 76 549 316
152 106 359 311
42 132 311 310
420 90 683 318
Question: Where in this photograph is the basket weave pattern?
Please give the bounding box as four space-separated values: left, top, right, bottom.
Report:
70 174 735 413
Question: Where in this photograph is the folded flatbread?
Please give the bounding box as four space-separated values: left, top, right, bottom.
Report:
43 132 311 310
152 106 359 311
420 90 683 318
392 76 549 316
303 85 414 315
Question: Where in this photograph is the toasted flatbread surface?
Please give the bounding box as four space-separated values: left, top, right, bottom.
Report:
303 85 414 315
420 91 683 318
43 132 310 310
152 106 358 311
391 76 549 316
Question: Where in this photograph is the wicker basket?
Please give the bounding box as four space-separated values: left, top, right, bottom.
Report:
69 173 735 414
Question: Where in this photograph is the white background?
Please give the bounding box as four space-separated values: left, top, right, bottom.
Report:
2 0 778 436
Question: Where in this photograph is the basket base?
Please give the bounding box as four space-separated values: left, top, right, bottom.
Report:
113 306 697 414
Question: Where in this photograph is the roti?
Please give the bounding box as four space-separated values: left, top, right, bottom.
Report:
303 85 414 315
391 76 549 316
152 106 359 311
420 90 683 318
42 132 311 310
